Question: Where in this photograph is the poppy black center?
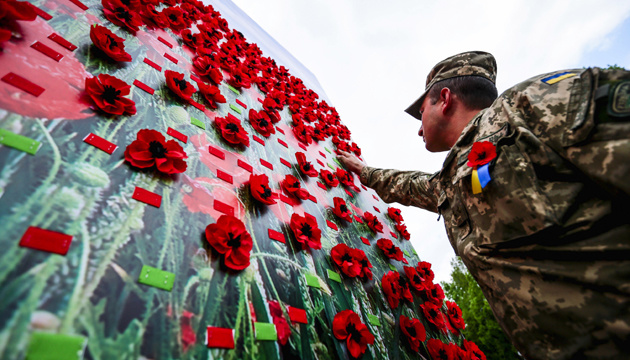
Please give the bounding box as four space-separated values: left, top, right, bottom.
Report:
413 275 422 283
260 185 272 198
345 323 363 341
227 232 241 248
437 349 449 360
105 34 120 49
291 181 300 188
102 85 121 104
225 123 239 132
259 119 269 127
341 253 353 262
302 163 311 170
169 13 178 22
429 309 438 318
300 223 313 237
148 141 167 158
174 78 188 90
115 7 132 21
388 247 398 255
339 204 348 213
406 325 417 337
478 151 486 160
327 174 334 181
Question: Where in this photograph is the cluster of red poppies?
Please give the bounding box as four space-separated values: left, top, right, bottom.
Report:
427 338 486 360
363 211 384 233
376 238 404 261
330 243 373 280
387 207 410 240
381 271 414 309
332 310 375 358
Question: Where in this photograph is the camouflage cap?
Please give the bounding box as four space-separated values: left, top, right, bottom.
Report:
405 51 497 120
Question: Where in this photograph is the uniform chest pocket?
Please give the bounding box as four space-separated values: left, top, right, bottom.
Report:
437 190 472 256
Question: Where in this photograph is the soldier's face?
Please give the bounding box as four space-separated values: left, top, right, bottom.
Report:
418 96 443 152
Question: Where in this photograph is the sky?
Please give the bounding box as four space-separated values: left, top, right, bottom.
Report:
223 0 630 283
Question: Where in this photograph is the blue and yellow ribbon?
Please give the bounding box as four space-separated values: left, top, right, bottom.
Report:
472 163 491 194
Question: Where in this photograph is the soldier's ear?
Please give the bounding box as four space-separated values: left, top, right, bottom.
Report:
440 87 452 114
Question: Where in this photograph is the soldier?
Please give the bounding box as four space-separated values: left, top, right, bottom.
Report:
338 51 630 360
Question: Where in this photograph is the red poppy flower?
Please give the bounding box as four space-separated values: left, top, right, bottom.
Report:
332 310 375 358
292 122 312 145
399 315 426 352
331 197 353 223
85 74 136 116
320 169 339 188
281 174 309 200
249 174 277 205
180 310 196 352
162 6 188 31
102 0 143 32
289 213 321 251
354 249 373 280
165 70 196 101
425 282 445 307
376 238 403 261
197 82 226 109
265 108 282 124
363 211 383 234
421 301 447 333
387 207 404 224
214 115 250 147
336 168 358 191
403 266 429 293
396 223 411 240
416 261 435 283
467 141 496 168
139 4 169 29
295 152 318 177
451 344 468 360
248 110 276 138
205 215 253 270
463 340 487 360
193 56 223 84
268 301 291 346
227 66 252 89
427 339 454 360
89 25 131 62
330 243 362 278
382 271 402 309
124 129 187 174
445 301 466 334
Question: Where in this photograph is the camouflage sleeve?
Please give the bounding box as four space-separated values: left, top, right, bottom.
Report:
359 166 439 212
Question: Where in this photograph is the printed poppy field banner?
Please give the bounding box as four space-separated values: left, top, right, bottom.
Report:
0 0 478 359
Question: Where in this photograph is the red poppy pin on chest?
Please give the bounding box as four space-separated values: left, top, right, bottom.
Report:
467 141 496 194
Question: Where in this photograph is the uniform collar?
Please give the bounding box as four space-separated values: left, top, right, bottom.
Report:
438 108 487 180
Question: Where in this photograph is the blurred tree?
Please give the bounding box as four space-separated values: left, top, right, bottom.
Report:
441 257 522 360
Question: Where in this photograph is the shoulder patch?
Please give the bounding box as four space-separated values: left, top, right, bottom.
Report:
541 72 577 85
609 80 630 116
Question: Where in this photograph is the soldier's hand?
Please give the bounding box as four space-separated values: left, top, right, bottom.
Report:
337 150 365 175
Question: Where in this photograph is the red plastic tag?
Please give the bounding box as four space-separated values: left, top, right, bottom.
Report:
189 99 205 111
28 3 52 20
402 258 408 264
319 151 326 158
288 307 308 324
132 187 162 207
68 0 89 10
268 229 285 243
143 58 162 71
317 181 326 190
326 220 338 231
164 53 178 64
158 36 173 48
237 159 252 173
208 146 225 160
308 194 317 203
373 206 380 213
344 189 353 198
260 159 273 170
217 169 233 184
280 158 291 168
253 135 265 146
190 74 202 83
2 72 45 97
298 143 307 151
19 226 73 255
31 41 63 61
206 327 235 349
275 126 284 134
361 185 367 191
317 159 324 167
133 79 154 95
354 215 363 224
83 133 117 154
235 99 247 108
360 237 370 245
277 139 288 148
213 200 234 216
391 232 398 239
166 127 187 143
279 194 294 206
257 98 263 104
48 33 77 51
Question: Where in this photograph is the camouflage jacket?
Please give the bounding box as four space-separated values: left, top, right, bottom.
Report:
361 68 630 360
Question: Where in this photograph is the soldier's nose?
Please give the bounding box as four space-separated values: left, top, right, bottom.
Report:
418 126 424 138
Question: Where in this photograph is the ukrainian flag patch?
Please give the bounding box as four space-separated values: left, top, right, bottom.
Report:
541 72 577 85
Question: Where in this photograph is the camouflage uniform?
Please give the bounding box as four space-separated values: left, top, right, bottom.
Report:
361 65 630 359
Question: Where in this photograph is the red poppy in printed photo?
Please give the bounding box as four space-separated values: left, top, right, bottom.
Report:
387 207 404 224
381 271 402 309
180 310 196 352
214 115 250 147
332 197 353 223
193 55 223 84
197 82 226 109
124 129 187 174
363 212 383 233
399 315 426 352
281 174 309 200
445 300 466 335
427 339 454 360
165 70 196 101
396 223 411 240
376 239 404 261
248 109 276 137
463 339 487 360
205 215 253 270
330 243 361 278
332 309 375 358
85 74 136 116
290 213 322 251
467 141 497 168
89 25 131 62
416 261 435 283
268 300 291 345
0 0 36 47
102 0 143 32
249 174 277 205
320 169 339 188
421 301 447 333
295 152 318 177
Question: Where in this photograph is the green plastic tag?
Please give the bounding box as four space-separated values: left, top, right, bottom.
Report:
332 157 342 167
138 265 175 291
327 163 335 170
227 85 240 95
327 269 342 283
388 264 397 272
403 250 410 257
0 129 41 155
254 322 278 341
324 147 332 154
305 273 321 288
26 332 87 360
229 104 242 114
191 117 205 129
367 314 381 327
412 248 418 256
